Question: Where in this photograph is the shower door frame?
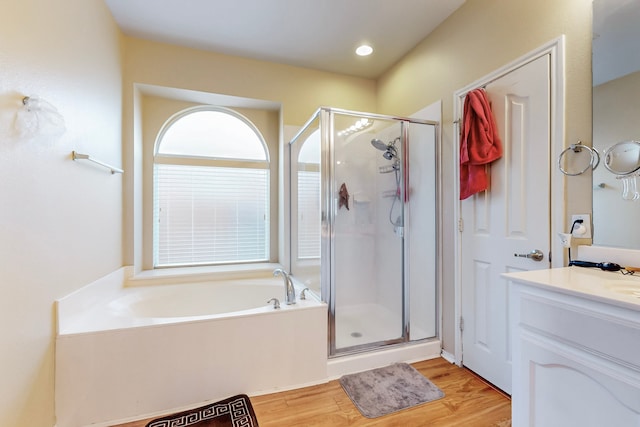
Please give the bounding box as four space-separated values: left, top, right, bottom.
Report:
289 107 442 358
325 109 408 356
315 107 440 358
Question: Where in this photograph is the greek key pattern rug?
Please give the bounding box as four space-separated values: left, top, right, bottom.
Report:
146 394 259 427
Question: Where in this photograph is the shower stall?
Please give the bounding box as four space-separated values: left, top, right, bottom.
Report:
289 107 439 357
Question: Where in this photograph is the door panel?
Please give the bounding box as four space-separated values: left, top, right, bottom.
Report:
460 54 551 394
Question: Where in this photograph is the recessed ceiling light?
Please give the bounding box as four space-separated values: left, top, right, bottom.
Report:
355 44 373 56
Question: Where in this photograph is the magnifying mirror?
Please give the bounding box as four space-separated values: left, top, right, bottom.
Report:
603 140 640 175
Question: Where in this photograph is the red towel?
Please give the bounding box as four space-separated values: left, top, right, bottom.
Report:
460 89 503 200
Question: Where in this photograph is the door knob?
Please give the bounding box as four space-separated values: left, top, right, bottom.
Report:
514 249 544 262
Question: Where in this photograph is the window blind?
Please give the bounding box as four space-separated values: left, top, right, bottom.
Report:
154 164 269 267
297 170 321 259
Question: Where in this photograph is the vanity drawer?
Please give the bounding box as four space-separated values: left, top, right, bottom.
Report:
515 286 640 369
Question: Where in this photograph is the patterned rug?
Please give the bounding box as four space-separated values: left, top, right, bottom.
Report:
145 394 259 427
339 362 445 418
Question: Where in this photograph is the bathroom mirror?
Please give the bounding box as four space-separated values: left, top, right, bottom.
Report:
592 0 640 248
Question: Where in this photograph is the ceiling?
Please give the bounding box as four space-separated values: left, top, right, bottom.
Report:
104 0 465 79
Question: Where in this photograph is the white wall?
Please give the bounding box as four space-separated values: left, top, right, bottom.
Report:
0 1 122 425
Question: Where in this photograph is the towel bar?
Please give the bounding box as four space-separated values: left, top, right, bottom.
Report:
72 151 123 174
557 141 599 176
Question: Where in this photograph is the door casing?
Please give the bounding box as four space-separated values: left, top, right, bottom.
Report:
452 37 566 366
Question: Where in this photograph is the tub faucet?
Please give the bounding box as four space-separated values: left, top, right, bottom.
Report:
273 268 296 304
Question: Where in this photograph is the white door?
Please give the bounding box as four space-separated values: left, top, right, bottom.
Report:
460 54 551 394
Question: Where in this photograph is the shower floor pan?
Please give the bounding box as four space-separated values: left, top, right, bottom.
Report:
335 303 429 350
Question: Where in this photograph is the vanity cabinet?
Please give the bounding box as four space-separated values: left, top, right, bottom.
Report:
506 268 640 427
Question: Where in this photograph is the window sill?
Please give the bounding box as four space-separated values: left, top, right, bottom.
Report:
125 263 283 287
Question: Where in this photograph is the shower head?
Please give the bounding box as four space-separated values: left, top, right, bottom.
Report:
384 145 398 160
372 137 399 161
371 139 388 151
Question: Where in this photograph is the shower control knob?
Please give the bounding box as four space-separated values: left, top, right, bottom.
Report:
514 249 544 262
267 298 281 309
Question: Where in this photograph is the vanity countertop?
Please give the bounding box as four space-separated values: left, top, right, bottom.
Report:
503 267 640 311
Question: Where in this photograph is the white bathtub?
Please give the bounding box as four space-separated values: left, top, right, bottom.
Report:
55 267 328 427
109 278 304 319
55 267 441 427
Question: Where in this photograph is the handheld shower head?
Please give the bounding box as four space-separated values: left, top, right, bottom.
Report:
383 147 397 160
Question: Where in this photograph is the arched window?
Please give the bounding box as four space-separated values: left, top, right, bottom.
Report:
153 107 270 267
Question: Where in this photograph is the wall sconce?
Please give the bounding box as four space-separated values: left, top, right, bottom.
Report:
14 95 66 139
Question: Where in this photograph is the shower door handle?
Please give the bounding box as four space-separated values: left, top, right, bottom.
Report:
514 249 544 262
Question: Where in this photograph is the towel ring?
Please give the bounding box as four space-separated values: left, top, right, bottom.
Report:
558 141 600 176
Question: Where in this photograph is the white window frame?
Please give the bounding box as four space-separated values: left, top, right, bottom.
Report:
152 105 271 268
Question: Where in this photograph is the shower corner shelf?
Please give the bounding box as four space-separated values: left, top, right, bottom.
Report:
353 195 371 204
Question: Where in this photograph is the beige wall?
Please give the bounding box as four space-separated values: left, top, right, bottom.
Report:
123 37 377 126
0 1 122 426
0 0 597 425
377 0 594 352
121 38 378 269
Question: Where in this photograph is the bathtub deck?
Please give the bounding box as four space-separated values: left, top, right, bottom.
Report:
114 357 511 427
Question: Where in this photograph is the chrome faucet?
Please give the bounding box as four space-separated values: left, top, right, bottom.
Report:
267 298 280 309
273 268 296 304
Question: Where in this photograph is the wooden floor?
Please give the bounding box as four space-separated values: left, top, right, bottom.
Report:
115 357 511 427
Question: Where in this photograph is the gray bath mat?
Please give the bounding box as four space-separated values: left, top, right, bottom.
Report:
339 362 444 418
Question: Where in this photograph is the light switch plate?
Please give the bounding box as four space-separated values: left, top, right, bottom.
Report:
570 214 591 238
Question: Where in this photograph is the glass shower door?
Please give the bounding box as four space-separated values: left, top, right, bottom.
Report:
289 107 439 358
330 112 405 353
